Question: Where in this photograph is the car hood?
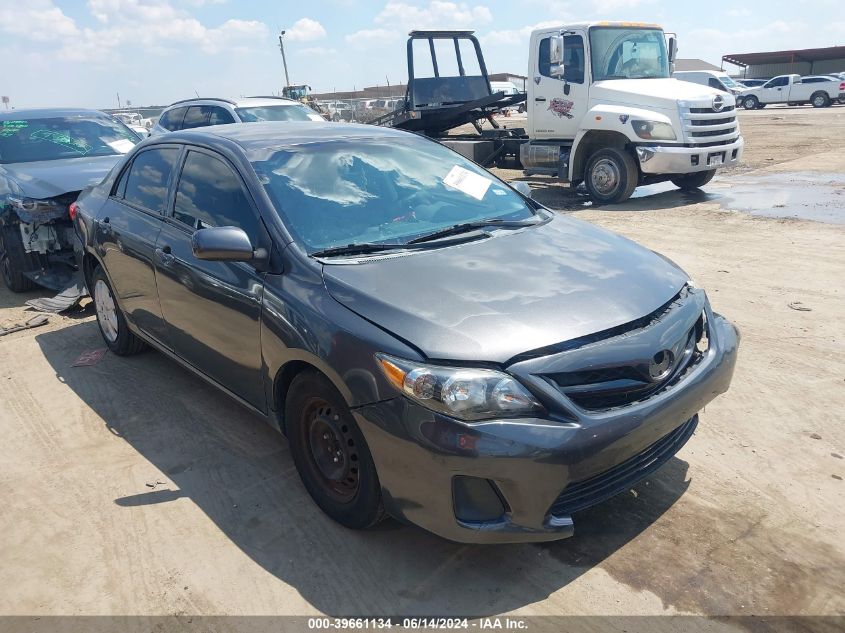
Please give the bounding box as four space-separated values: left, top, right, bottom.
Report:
322 215 689 364
0 155 122 199
592 78 726 108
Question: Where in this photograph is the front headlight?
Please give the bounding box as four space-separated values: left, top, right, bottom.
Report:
376 354 542 421
631 120 677 141
7 196 68 221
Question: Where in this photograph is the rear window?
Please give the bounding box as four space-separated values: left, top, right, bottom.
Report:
0 115 139 164
234 104 320 122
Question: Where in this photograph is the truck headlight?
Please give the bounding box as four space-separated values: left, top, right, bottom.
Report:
376 354 542 421
631 120 677 141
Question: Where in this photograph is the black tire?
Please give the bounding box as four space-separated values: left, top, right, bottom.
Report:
743 95 759 110
286 370 385 529
583 147 639 204
90 266 146 356
811 92 830 108
671 169 716 191
0 224 38 292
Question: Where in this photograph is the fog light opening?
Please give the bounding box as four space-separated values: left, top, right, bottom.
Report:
452 476 509 523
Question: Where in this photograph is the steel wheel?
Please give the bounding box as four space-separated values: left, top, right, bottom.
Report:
302 398 360 504
94 278 119 343
590 158 621 197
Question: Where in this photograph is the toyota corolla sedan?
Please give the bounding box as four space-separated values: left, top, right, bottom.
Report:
73 122 739 543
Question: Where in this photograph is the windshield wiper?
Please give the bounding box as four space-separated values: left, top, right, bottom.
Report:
406 219 538 245
310 243 411 258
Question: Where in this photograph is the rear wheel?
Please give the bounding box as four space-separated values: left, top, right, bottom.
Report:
583 147 639 204
811 92 830 108
671 169 716 191
91 266 146 355
743 95 759 110
286 371 385 529
0 224 38 292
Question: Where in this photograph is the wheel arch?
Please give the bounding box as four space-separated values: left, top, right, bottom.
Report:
272 356 354 436
570 130 632 184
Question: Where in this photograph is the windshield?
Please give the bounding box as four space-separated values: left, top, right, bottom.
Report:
589 27 669 81
720 75 739 88
0 115 140 164
235 104 320 122
250 136 535 253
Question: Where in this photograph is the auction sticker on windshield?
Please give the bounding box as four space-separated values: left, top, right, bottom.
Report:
443 164 492 200
107 138 136 153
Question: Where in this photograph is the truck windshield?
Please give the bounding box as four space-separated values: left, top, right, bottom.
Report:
589 27 669 81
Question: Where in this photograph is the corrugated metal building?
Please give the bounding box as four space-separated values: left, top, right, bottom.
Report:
722 46 845 79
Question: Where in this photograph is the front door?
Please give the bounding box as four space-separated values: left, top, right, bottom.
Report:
96 146 180 345
154 148 268 411
759 76 788 104
530 32 587 140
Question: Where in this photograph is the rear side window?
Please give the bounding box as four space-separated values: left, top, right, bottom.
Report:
182 106 207 130
172 150 261 241
208 106 236 125
159 107 187 131
120 148 180 213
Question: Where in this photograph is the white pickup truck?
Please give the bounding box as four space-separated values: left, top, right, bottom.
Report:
742 74 845 109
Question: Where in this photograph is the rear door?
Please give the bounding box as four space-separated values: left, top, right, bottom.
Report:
154 147 268 410
97 146 180 345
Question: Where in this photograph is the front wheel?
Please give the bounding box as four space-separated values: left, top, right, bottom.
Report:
0 224 38 292
286 371 385 530
583 147 639 204
91 266 146 355
811 92 830 108
671 169 716 191
743 95 759 110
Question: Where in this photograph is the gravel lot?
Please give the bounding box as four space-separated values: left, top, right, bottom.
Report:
0 105 843 623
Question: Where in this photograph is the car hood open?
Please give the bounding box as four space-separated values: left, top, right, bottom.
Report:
322 215 689 364
1 155 123 199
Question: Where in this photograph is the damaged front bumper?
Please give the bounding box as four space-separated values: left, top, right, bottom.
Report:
352 301 739 544
636 136 745 174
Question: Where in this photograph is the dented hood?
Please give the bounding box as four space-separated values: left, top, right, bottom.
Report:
323 215 689 364
0 155 122 199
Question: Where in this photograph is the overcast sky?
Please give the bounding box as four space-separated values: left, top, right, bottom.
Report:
1 0 843 109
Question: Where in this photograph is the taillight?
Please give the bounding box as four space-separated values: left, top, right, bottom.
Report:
68 202 78 221
840 82 845 91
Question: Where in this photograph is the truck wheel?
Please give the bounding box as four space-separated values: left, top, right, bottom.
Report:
671 169 716 191
91 266 146 356
743 95 759 110
0 224 38 292
811 92 830 108
286 370 385 530
584 147 638 204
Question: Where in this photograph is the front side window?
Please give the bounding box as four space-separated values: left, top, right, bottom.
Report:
208 107 236 125
764 77 788 88
122 148 180 213
181 106 208 130
539 35 585 84
172 151 260 241
250 136 535 253
234 104 319 122
589 27 669 81
0 115 139 164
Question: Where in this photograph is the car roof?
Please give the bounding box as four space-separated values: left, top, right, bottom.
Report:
0 107 109 120
164 97 302 110
159 121 420 153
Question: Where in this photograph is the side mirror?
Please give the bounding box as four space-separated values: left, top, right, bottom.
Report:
549 35 566 78
667 35 677 63
192 226 255 262
511 181 533 199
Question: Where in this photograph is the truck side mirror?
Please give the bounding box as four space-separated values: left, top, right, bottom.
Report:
549 34 565 78
667 35 677 63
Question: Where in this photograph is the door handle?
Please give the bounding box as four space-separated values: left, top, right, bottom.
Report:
535 97 547 102
155 246 175 265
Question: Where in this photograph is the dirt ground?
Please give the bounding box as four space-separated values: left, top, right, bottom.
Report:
0 105 843 623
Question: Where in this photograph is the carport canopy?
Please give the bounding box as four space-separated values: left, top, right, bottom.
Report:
722 46 845 68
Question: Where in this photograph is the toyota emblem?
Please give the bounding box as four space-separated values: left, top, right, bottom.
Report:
712 95 725 112
648 350 674 381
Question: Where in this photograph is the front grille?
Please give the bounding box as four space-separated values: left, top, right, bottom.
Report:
690 116 734 126
691 126 737 138
690 106 735 113
546 312 707 411
548 416 698 517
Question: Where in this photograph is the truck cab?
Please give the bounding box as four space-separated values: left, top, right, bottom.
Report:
523 22 745 202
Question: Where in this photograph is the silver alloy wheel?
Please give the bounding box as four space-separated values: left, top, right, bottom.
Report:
94 279 119 343
590 158 621 196
813 94 826 107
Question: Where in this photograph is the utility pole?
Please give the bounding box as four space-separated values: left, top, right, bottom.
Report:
278 30 290 87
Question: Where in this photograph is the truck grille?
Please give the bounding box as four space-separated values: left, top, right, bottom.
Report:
548 415 698 517
681 102 739 145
